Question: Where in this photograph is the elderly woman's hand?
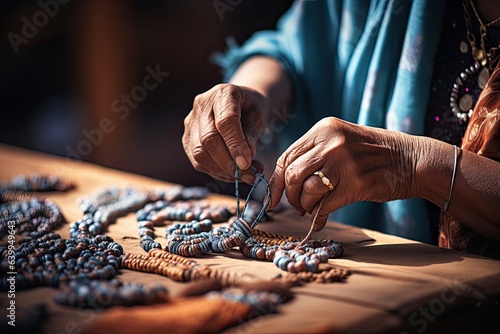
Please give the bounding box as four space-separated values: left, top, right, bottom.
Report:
182 83 267 184
269 117 419 230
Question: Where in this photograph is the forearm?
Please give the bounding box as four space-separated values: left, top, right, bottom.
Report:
229 56 292 120
414 137 500 240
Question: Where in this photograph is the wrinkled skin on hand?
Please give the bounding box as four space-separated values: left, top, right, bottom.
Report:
182 84 267 184
269 117 419 231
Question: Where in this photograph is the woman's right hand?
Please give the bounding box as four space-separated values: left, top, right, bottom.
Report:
182 83 267 184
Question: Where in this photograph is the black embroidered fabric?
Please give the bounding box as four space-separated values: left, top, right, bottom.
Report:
424 0 500 245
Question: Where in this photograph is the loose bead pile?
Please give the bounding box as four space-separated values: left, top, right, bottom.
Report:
0 233 122 290
53 278 169 308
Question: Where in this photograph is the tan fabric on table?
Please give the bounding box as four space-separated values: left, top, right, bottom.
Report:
83 296 252 334
439 61 500 259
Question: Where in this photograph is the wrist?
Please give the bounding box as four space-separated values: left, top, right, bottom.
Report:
379 129 420 200
412 136 455 207
229 56 291 120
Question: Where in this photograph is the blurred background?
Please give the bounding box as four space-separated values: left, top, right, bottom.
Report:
0 0 293 194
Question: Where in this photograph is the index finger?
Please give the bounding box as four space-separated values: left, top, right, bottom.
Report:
213 86 252 170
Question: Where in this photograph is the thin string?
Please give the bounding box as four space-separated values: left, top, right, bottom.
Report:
247 167 271 227
295 196 326 249
234 165 271 228
234 164 329 246
235 163 241 218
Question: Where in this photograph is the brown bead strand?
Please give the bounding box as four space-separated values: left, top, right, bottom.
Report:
252 229 300 241
251 229 301 246
148 248 200 265
122 250 257 287
121 254 189 282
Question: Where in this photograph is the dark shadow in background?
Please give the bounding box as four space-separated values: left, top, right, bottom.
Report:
0 0 293 195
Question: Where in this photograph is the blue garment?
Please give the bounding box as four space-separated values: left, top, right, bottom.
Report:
213 0 447 243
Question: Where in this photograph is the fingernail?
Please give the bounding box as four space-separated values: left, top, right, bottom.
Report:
235 156 249 169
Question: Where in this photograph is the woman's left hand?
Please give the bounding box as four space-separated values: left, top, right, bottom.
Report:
269 117 419 231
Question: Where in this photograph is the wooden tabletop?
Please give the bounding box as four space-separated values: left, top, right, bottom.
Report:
1 144 499 333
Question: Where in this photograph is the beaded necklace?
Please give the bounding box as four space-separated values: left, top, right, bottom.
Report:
450 0 500 123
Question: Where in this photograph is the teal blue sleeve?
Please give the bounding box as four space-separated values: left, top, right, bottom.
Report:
212 1 342 147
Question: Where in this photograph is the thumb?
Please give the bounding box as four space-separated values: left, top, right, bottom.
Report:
311 199 329 232
311 212 329 232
